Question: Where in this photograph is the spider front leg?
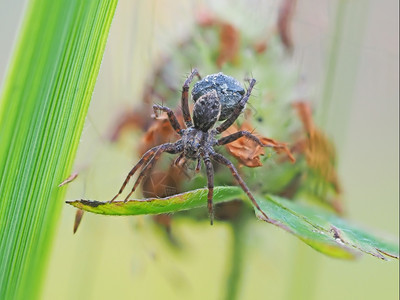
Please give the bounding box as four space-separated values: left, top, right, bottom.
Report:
181 69 201 127
203 154 215 225
210 151 271 222
216 79 256 134
153 104 183 135
217 130 283 150
122 142 183 201
110 145 161 202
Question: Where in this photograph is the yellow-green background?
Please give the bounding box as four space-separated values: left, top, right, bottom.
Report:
1 0 398 299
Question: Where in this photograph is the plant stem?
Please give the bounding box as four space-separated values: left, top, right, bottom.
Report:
318 0 369 144
318 0 347 128
286 240 319 300
224 215 247 300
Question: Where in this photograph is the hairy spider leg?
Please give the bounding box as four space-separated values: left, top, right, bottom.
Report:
210 152 271 222
217 130 284 150
152 104 183 135
123 142 182 201
216 78 256 134
181 69 200 127
110 145 162 202
203 154 215 225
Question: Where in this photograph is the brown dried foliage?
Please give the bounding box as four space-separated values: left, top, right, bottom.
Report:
293 101 343 213
223 121 295 168
277 0 296 52
217 23 240 67
195 8 241 67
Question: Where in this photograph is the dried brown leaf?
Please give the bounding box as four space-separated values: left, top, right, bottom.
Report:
293 101 343 213
73 209 84 234
223 121 295 167
278 0 297 52
217 23 240 67
58 172 78 187
139 111 182 155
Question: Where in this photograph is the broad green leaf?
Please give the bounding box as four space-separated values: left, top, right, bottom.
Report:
0 1 118 299
68 187 399 260
261 195 399 260
67 186 244 215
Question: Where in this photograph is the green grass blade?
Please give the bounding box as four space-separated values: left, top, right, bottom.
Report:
0 0 118 299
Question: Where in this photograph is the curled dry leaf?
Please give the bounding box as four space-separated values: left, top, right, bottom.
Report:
277 0 297 52
109 80 172 142
217 23 240 67
195 7 240 67
139 113 181 155
142 169 182 199
223 121 295 168
293 101 341 192
58 172 78 187
195 5 216 27
73 209 84 234
109 109 151 142
253 41 268 54
293 101 343 213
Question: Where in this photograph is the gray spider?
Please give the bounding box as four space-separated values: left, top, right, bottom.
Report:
111 69 279 224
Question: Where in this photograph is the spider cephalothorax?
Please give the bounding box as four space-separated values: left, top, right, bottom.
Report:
110 69 282 224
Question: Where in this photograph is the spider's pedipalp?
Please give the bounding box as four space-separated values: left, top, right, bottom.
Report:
152 104 183 135
173 152 185 167
216 78 256 134
210 151 271 222
195 157 201 173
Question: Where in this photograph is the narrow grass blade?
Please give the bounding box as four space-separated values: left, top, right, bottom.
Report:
0 1 118 299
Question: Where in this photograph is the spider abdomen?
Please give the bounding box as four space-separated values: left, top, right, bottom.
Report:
193 90 221 132
192 72 245 121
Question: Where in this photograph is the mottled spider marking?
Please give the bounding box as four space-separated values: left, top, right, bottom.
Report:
193 90 221 132
192 72 245 120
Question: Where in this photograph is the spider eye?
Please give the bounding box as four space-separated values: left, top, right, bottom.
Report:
193 90 221 132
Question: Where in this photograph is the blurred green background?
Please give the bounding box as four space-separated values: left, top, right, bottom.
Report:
1 0 398 299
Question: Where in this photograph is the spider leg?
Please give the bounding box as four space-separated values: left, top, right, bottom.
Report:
202 154 215 225
181 69 200 128
123 143 182 201
153 104 183 135
110 145 161 202
210 151 271 222
217 130 283 149
215 79 256 134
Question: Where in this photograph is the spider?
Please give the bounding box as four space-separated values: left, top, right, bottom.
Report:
110 69 282 224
